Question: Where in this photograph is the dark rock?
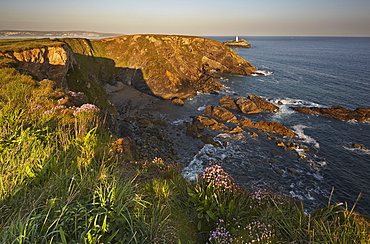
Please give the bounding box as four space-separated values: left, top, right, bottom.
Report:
200 135 222 147
291 106 370 122
135 117 154 128
275 169 284 176
287 168 299 175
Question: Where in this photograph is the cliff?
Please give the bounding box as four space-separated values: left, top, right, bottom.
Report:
0 39 74 87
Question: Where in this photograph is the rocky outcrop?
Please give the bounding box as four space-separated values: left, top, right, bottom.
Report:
248 94 279 112
223 39 252 48
237 119 297 137
220 94 279 114
201 98 295 137
187 116 244 136
202 105 238 123
236 97 262 114
0 44 74 87
291 106 370 122
219 95 239 110
87 35 257 100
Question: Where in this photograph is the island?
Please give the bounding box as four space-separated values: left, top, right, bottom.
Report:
223 36 252 48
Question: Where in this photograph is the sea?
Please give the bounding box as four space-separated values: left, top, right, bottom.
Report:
174 36 370 215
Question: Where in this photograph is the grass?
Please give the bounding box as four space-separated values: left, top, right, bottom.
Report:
0 38 64 52
0 45 370 243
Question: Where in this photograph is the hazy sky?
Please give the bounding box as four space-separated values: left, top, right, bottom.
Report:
1 0 370 36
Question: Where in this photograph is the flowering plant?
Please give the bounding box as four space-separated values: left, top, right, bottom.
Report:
188 164 246 232
73 103 100 116
208 219 276 244
199 164 239 192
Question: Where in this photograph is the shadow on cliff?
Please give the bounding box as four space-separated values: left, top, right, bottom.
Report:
66 53 154 98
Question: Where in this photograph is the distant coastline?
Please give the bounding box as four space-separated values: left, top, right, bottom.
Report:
0 30 122 38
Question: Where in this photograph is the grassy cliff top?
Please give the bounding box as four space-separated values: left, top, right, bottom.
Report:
0 38 64 52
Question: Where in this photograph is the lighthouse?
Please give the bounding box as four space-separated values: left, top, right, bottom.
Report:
235 36 239 42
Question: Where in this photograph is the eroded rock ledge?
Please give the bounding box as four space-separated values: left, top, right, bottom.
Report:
192 95 296 138
291 106 370 122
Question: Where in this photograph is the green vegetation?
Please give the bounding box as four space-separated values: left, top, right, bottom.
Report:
1 42 370 243
0 38 64 52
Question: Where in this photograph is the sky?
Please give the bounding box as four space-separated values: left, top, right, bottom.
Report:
1 0 370 36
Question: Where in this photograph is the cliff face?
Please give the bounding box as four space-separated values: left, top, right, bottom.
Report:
89 35 257 99
0 44 74 87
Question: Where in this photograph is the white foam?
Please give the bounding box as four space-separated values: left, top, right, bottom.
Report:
197 105 207 111
182 141 240 181
343 145 370 155
292 124 320 149
171 119 185 126
274 97 324 108
252 70 273 76
272 103 295 121
182 144 218 181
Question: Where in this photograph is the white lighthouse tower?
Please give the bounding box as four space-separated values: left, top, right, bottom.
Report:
235 36 239 42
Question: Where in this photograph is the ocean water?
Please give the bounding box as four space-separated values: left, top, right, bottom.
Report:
179 36 370 215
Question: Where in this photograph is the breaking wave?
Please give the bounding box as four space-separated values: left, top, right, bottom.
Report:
252 70 273 76
292 124 320 149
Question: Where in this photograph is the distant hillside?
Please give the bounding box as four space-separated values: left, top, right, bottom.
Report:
0 30 122 37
